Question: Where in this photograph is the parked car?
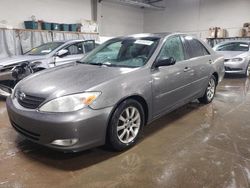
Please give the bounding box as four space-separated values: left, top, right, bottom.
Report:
6 33 224 152
213 40 250 77
0 39 97 97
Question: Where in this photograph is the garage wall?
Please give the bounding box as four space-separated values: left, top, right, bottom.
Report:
143 0 250 38
0 0 91 29
97 1 144 37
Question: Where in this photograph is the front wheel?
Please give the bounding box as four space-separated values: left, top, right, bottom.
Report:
108 99 145 151
198 75 216 104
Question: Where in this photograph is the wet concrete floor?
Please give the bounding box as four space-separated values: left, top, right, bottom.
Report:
1 77 250 188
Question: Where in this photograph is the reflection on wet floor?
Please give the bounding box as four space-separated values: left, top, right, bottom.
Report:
1 77 250 187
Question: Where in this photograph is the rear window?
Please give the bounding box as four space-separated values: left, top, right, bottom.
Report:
216 42 249 52
183 36 210 58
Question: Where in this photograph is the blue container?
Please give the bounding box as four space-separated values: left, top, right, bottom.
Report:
41 22 52 30
60 24 69 31
69 24 78 32
51 23 60 30
24 21 38 30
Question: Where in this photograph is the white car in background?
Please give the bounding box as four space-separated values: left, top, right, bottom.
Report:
0 39 97 97
213 40 250 77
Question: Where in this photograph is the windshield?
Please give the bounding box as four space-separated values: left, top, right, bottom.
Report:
216 42 249 52
26 42 64 55
78 37 160 68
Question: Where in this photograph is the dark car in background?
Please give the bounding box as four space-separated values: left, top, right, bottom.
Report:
0 39 97 97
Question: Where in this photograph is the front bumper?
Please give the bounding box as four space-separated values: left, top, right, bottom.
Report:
6 97 113 152
224 61 248 74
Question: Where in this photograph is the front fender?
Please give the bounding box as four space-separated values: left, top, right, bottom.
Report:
89 68 154 122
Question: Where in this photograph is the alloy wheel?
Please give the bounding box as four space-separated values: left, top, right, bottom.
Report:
207 78 216 101
117 107 141 144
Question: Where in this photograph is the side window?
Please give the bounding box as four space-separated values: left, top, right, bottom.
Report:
158 36 185 62
184 36 210 58
83 40 95 53
65 42 84 55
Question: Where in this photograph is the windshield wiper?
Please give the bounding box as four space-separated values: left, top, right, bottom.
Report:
76 61 103 66
77 61 132 68
85 62 113 66
89 62 105 66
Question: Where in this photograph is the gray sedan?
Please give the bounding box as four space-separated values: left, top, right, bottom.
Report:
0 39 96 96
213 40 250 76
6 33 224 152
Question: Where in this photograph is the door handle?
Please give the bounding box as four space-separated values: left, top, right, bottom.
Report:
184 67 192 72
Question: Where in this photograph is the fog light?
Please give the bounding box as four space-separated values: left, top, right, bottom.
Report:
51 138 78 146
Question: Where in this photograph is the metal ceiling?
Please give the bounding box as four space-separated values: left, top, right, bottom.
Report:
99 0 165 10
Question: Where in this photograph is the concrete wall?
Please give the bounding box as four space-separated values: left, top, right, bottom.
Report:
0 0 91 29
144 0 250 38
97 1 144 37
2 0 250 39
0 0 144 37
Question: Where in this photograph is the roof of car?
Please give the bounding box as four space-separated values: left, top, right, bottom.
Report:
215 40 250 46
52 39 93 44
126 32 173 38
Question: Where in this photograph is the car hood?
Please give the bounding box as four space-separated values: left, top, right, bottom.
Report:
0 55 45 67
17 63 138 99
216 51 249 59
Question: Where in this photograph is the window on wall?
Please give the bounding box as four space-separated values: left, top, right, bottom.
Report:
158 36 185 62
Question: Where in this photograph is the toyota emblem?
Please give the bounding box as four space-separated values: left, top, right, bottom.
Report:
19 92 26 100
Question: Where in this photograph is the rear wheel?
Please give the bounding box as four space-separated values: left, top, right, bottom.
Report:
108 99 144 151
198 75 216 104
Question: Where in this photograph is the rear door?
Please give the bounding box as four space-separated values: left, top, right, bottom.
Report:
181 36 212 96
152 35 196 117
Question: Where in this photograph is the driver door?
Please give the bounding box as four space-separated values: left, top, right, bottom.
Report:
152 36 195 117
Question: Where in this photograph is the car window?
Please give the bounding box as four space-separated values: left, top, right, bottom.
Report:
26 42 64 55
158 36 185 62
98 41 122 59
184 36 210 58
65 42 84 55
83 40 95 53
216 42 249 52
79 37 160 68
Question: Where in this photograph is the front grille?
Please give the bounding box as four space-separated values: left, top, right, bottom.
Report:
16 91 45 109
11 120 40 141
225 66 242 71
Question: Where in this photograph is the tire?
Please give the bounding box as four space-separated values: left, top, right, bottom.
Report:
198 75 217 104
244 66 249 77
108 99 145 151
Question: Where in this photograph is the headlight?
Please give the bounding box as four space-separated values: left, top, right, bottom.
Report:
39 92 101 112
231 58 243 62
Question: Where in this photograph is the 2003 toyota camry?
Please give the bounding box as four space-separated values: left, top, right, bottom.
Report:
6 33 224 152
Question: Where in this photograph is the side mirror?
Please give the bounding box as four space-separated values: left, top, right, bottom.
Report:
56 49 69 57
155 57 176 68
